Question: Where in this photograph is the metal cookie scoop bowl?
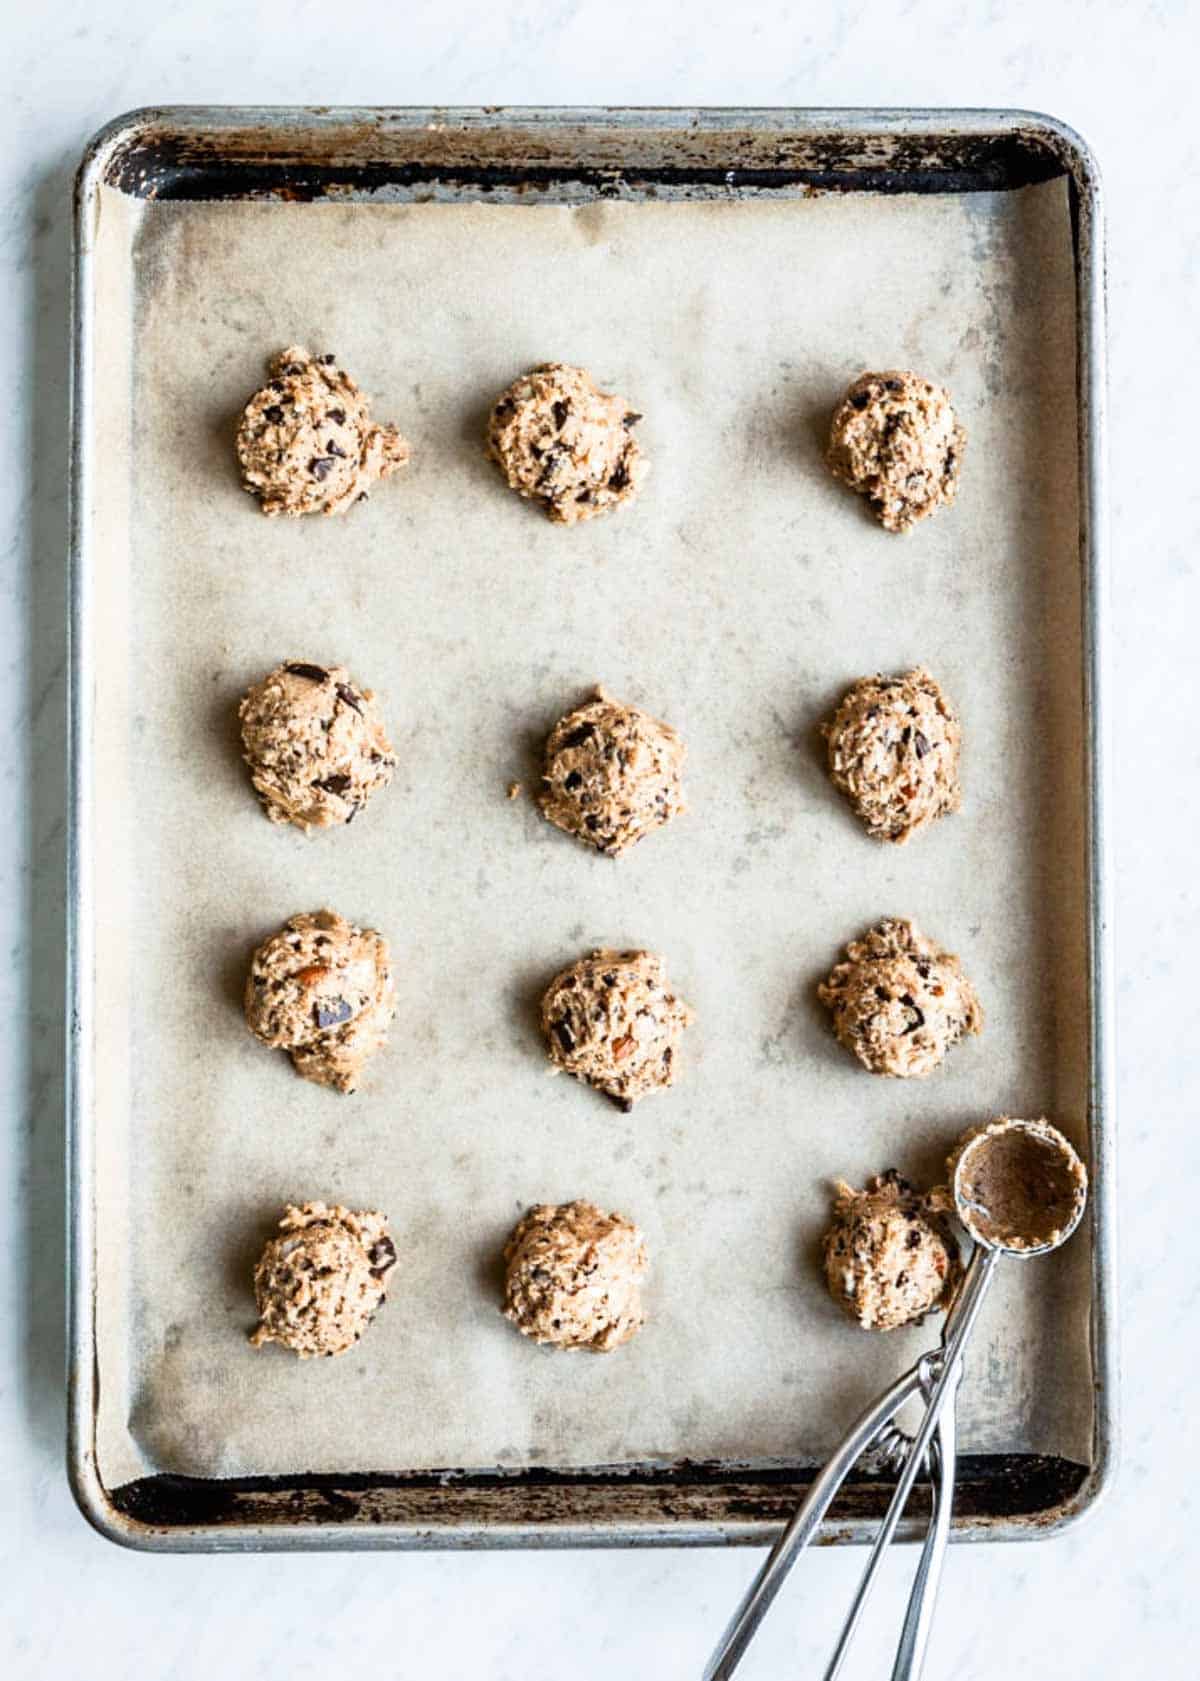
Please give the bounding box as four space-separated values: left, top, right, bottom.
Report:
705 1116 1090 1681
948 1116 1087 1256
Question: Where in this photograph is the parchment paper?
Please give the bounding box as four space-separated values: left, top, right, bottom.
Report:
88 178 1091 1487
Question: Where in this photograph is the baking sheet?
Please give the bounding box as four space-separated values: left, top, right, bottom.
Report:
88 177 1090 1489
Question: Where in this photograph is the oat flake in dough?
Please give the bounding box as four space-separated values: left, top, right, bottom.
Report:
244 909 395 1094
485 362 648 524
822 666 962 843
239 660 397 831
236 346 410 517
503 1200 648 1352
822 1171 961 1332
250 1201 397 1358
826 370 965 533
817 916 982 1079
539 685 686 856
541 949 694 1110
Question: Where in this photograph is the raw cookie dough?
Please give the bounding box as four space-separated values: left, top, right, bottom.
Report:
502 1199 648 1351
250 1201 397 1357
239 660 397 831
823 1171 961 1331
541 949 694 1111
236 346 410 517
485 362 648 524
826 370 965 533
946 1117 1088 1252
822 666 962 844
539 686 686 856
817 916 982 1079
244 909 395 1094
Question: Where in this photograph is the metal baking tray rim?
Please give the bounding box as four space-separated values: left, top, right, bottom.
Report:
67 104 1116 1551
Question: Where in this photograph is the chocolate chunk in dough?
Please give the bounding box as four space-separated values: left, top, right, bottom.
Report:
239 660 397 831
541 948 693 1109
250 1201 397 1357
539 685 686 856
244 908 395 1093
822 1171 961 1331
485 362 648 524
503 1199 648 1351
236 346 409 517
817 916 982 1078
822 666 962 843
826 370 965 533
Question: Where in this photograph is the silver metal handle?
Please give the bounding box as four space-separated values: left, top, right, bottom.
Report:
702 1362 926 1681
703 1244 997 1681
821 1245 999 1681
890 1359 962 1681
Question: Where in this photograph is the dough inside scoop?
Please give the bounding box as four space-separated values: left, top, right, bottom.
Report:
947 1118 1087 1252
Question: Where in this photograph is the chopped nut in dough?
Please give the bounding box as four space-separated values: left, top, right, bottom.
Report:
250 1201 397 1357
539 685 686 856
817 916 982 1079
239 659 396 831
541 948 694 1111
822 666 961 843
826 370 964 533
485 362 648 524
236 346 409 517
503 1199 648 1351
244 909 394 1094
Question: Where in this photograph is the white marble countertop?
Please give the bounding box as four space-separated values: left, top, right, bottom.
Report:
2 3 1195 1675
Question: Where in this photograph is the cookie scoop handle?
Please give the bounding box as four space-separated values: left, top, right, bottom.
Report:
821 1245 1001 1681
702 1360 927 1681
703 1246 999 1681
889 1355 962 1681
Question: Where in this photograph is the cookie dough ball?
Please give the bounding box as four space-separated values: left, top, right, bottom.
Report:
503 1200 648 1351
817 917 982 1079
485 362 648 524
236 346 409 517
238 660 397 831
542 949 694 1111
826 370 965 533
823 1171 960 1331
244 909 395 1094
539 686 686 856
822 667 962 843
250 1201 397 1357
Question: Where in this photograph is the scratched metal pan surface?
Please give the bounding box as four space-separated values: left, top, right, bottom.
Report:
67 108 1113 1551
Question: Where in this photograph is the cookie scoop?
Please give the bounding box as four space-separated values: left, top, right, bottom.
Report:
706 1116 1090 1681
